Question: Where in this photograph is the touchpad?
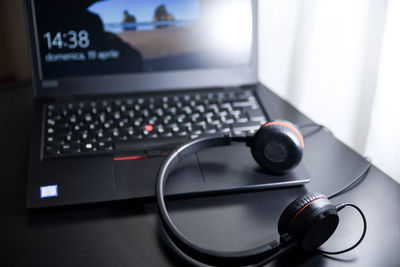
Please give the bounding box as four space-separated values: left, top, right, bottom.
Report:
113 155 205 197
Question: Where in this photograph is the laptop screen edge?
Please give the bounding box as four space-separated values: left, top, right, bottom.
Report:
24 0 258 99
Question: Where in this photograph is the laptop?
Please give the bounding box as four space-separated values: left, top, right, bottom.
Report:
24 0 310 209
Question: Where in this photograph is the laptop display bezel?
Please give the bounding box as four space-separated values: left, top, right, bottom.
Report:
24 0 258 99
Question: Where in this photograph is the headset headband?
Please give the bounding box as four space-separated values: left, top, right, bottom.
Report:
156 135 285 266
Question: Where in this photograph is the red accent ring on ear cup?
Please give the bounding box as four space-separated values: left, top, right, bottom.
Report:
278 192 326 235
263 121 304 148
287 198 322 229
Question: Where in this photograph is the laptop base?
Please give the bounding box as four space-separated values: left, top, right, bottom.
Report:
27 144 310 209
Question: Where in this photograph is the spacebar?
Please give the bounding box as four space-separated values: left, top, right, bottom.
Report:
115 137 188 152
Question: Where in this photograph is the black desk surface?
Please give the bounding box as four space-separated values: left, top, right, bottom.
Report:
1 83 399 267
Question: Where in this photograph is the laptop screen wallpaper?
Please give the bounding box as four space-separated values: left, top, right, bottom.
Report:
33 0 253 79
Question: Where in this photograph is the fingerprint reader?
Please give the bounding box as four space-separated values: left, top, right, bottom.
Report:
40 185 58 198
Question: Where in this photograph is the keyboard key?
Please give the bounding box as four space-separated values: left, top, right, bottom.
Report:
45 145 58 155
232 122 261 133
47 119 55 126
232 101 255 108
84 114 92 122
61 144 74 153
246 109 266 122
83 143 94 151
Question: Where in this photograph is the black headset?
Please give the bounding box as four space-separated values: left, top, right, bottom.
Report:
156 120 367 266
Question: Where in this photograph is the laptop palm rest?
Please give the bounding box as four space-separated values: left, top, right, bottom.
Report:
197 145 310 193
113 144 310 199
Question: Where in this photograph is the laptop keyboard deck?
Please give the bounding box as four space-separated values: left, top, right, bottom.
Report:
44 89 267 158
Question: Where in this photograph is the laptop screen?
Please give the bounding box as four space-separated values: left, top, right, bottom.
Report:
32 0 253 81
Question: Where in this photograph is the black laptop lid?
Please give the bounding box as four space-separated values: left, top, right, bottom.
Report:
24 0 257 98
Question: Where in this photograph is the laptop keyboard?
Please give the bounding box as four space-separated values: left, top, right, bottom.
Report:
44 89 267 158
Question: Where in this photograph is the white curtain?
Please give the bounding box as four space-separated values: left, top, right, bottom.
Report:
258 0 400 182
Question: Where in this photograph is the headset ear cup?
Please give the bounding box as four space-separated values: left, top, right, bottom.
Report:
278 192 339 251
278 192 326 235
250 120 303 174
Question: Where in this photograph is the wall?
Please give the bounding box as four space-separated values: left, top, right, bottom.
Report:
0 0 31 84
258 0 400 183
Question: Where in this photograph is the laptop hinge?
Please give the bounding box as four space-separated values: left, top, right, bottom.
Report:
222 84 256 91
222 86 241 91
54 96 78 103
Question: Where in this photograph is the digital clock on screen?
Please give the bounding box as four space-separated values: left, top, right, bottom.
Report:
43 30 90 49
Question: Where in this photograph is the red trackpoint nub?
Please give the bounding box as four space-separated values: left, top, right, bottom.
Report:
145 124 154 132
